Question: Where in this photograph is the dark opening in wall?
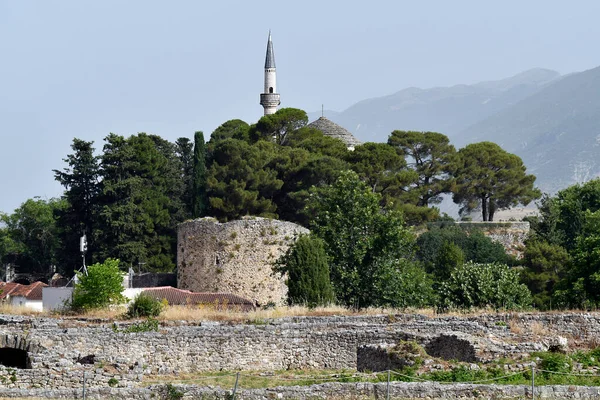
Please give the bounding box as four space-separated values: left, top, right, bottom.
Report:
0 347 31 369
269 87 273 93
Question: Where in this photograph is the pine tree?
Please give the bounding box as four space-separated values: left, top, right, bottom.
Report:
192 131 208 218
96 133 181 272
53 139 100 274
452 142 541 221
175 137 194 218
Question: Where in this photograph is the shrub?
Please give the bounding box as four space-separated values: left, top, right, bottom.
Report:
127 293 164 318
535 351 572 376
274 234 334 307
108 378 119 387
71 258 126 311
165 383 184 400
439 261 532 310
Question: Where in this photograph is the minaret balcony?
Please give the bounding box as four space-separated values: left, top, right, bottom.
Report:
260 93 281 107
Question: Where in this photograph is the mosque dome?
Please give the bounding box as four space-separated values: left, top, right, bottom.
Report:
307 117 362 150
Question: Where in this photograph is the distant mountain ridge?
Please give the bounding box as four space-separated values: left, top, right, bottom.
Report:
310 67 600 193
455 65 600 193
309 68 560 142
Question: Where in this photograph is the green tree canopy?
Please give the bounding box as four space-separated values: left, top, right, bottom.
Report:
531 179 600 250
274 234 335 308
210 119 250 143
0 198 64 274
388 130 456 207
96 133 185 271
53 138 101 273
252 108 308 145
206 139 282 220
346 142 414 200
452 142 541 221
285 127 348 159
521 240 570 310
307 170 422 308
71 258 126 311
175 137 194 218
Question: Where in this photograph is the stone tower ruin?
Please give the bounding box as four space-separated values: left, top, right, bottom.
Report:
177 217 308 306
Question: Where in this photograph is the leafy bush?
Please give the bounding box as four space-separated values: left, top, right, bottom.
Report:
535 351 572 376
439 261 532 310
71 258 126 311
274 234 334 307
417 225 511 278
127 293 164 318
370 258 436 309
107 377 119 387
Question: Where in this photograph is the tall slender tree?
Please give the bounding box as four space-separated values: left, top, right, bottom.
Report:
192 131 208 218
53 139 100 273
175 137 194 218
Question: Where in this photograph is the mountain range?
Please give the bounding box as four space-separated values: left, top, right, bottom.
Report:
310 66 600 193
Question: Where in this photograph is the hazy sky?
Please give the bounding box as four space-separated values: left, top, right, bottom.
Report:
2 0 600 213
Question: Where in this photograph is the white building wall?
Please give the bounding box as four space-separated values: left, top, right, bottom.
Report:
10 297 43 312
42 287 74 311
42 287 144 311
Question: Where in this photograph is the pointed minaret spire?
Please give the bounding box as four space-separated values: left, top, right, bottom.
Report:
260 31 280 115
265 30 276 69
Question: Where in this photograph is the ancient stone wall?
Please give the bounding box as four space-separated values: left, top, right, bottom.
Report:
1 312 600 390
4 381 600 399
177 217 309 306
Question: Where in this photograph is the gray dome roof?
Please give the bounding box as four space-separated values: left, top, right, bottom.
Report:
307 117 361 149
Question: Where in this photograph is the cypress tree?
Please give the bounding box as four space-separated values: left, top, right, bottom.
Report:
275 234 334 307
192 131 208 218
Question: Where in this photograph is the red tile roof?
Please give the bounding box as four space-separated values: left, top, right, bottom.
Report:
0 281 48 300
0 283 20 299
141 287 256 311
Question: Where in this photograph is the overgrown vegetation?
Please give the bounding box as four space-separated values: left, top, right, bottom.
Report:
145 348 600 388
70 258 126 311
112 317 159 333
127 293 165 318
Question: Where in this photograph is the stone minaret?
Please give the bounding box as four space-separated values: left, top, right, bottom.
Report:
260 31 280 115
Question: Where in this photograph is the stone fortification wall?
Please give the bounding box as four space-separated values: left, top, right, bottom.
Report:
456 221 530 258
4 382 600 399
177 217 309 306
1 312 600 390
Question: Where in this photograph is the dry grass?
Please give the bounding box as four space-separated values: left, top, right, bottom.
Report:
530 321 549 336
159 304 357 322
508 318 524 334
0 303 45 316
3 299 600 324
